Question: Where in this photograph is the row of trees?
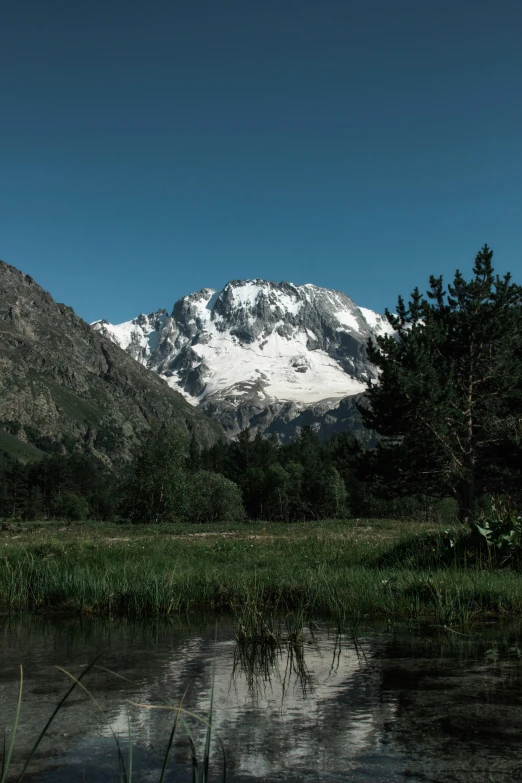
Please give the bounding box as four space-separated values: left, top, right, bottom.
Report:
0 246 520 524
0 423 456 524
0 427 361 523
0 436 246 525
0 452 117 522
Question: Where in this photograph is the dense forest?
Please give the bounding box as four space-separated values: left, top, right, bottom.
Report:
0 425 450 524
1 246 520 526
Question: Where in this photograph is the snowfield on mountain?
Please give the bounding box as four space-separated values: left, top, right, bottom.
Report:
92 280 394 439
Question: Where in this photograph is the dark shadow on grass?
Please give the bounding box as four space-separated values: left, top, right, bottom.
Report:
375 530 522 571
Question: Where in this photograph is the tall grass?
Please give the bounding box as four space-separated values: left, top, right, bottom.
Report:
1 520 522 621
0 667 22 783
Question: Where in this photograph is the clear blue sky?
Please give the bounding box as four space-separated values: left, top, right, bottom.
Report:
1 0 521 324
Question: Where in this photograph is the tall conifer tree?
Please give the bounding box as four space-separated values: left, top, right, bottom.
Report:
359 246 522 523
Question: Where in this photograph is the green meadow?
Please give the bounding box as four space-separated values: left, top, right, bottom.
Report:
1 518 521 623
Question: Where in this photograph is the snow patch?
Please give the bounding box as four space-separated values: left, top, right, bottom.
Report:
333 310 360 332
358 307 395 337
92 281 393 414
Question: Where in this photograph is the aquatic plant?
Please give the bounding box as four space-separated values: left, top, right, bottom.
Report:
0 660 226 783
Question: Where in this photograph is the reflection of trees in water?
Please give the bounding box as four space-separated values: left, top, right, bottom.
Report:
227 622 522 783
0 616 207 779
375 624 522 783
219 626 389 781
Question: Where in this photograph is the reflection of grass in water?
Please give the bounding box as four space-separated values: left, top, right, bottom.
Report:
1 659 226 783
232 582 315 701
385 619 522 666
3 621 520 781
232 630 314 704
234 617 522 704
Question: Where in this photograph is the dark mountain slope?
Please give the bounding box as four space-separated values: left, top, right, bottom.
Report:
0 261 221 464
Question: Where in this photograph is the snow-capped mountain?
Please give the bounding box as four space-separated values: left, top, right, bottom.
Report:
92 280 394 439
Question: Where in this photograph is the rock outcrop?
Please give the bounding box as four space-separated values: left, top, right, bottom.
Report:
0 261 221 464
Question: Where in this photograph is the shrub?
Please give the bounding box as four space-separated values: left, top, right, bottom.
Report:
51 491 90 522
431 497 459 525
471 496 522 565
187 471 245 523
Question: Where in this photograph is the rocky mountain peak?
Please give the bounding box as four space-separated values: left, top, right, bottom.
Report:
174 278 373 348
92 278 394 440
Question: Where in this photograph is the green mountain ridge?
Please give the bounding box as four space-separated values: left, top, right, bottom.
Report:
0 261 222 465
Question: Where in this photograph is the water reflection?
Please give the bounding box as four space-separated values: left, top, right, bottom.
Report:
232 633 315 703
1 616 522 782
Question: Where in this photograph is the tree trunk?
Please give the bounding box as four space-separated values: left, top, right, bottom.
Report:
457 477 475 525
460 352 476 525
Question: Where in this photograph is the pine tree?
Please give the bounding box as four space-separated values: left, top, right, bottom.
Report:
359 246 522 523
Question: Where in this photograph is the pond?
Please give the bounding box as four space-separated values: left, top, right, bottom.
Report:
1 615 521 782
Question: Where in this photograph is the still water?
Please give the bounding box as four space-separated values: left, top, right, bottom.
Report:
1 615 522 782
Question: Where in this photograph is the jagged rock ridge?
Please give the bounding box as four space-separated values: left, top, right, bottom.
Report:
92 279 394 440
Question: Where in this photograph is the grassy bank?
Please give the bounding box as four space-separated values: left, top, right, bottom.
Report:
1 519 521 621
